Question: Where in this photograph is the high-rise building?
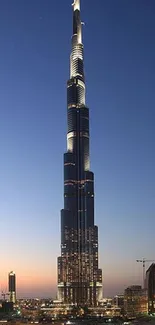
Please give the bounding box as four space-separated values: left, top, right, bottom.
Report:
146 263 155 314
8 271 16 304
57 0 102 306
124 285 147 317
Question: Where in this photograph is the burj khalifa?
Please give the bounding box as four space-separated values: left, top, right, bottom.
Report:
57 0 102 306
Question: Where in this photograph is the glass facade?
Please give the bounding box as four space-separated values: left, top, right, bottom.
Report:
57 0 102 306
8 271 16 304
124 285 147 317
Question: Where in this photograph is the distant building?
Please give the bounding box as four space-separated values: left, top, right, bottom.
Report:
113 294 124 314
8 271 16 303
124 285 147 317
113 294 124 307
146 263 155 314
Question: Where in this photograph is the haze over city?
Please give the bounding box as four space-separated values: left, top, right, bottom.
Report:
0 0 154 299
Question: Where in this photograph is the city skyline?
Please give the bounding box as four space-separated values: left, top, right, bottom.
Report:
0 0 155 298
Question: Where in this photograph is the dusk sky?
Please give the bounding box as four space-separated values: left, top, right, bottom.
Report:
0 0 155 298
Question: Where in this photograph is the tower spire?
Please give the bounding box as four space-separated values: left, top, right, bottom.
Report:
72 0 80 11
71 0 84 81
72 0 82 44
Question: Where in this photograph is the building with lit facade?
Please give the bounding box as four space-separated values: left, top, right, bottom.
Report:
146 263 155 314
8 271 16 303
113 294 124 315
57 0 102 306
124 285 147 318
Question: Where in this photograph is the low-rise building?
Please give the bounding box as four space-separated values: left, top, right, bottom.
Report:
113 294 124 314
124 285 147 318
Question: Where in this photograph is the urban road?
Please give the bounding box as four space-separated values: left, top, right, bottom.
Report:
1 319 155 325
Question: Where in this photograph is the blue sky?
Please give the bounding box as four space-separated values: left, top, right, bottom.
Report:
0 0 154 298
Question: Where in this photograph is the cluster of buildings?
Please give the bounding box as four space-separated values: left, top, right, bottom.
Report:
1 265 155 320
39 265 155 318
1 271 16 304
1 1 154 323
115 263 155 318
0 271 16 314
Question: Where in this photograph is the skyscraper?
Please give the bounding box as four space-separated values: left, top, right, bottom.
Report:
8 271 16 304
57 0 102 306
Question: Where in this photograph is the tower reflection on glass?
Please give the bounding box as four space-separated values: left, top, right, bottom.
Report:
57 0 103 306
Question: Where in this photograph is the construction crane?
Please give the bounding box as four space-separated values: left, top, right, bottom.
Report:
1 291 9 301
136 258 155 288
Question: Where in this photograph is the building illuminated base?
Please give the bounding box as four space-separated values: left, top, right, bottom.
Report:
58 225 102 306
58 282 102 306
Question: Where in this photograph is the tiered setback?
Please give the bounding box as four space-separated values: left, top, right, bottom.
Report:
57 0 102 306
